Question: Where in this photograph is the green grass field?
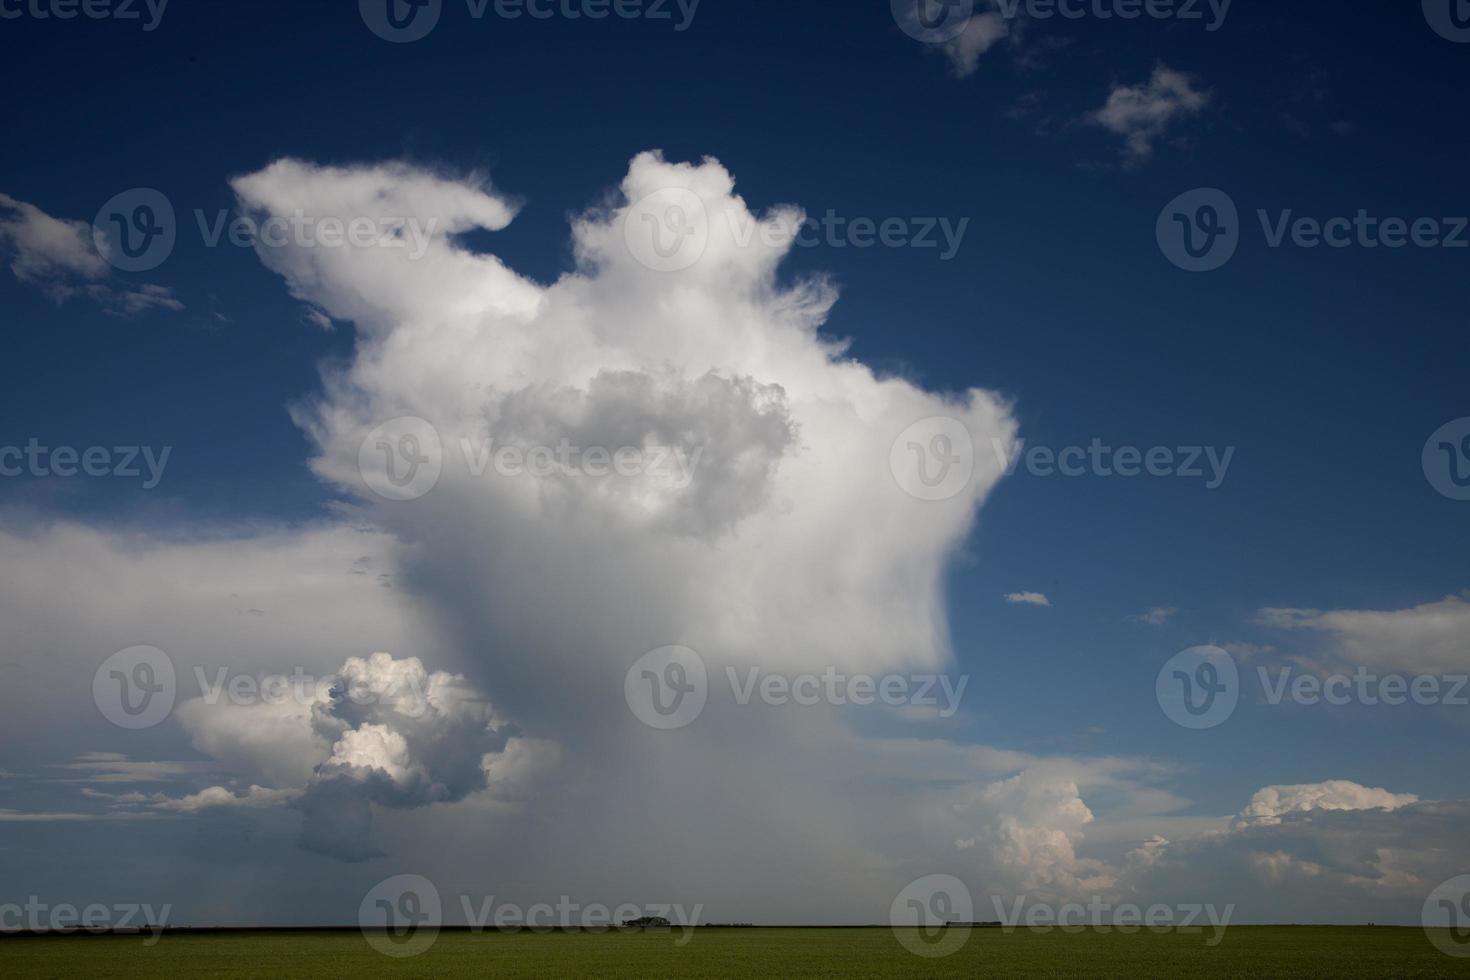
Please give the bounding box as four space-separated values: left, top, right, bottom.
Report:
4 926 1470 978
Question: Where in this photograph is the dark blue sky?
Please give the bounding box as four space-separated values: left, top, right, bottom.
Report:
2 0 1468 861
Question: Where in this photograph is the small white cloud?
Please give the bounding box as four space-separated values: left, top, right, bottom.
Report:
941 9 1010 78
0 192 182 315
1234 780 1420 829
896 1 1011 78
0 192 109 281
953 771 1116 894
1088 65 1210 164
177 651 535 862
1130 606 1177 626
1005 591 1052 607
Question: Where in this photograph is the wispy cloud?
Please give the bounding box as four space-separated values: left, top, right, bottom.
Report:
0 193 182 315
1256 592 1470 674
45 752 213 784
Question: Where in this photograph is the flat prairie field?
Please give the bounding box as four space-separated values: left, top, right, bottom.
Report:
3 926 1470 978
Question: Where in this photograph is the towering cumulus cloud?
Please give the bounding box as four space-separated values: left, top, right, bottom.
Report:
232 151 1015 712
219 151 1018 873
